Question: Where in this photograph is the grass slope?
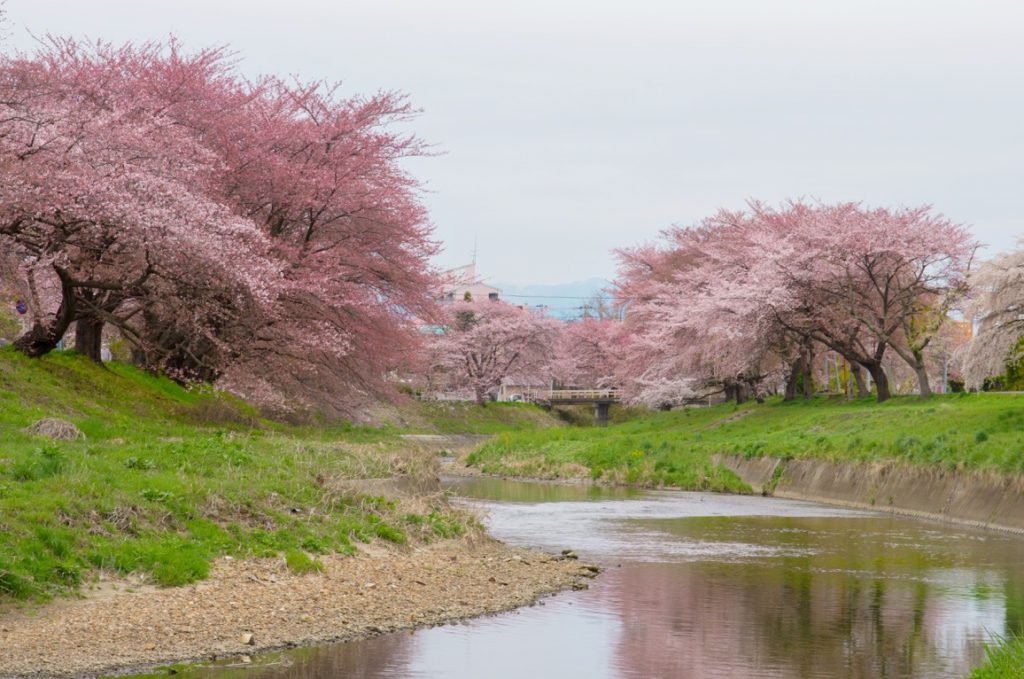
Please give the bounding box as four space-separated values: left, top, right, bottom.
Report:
0 349 557 601
382 399 565 435
467 393 1024 491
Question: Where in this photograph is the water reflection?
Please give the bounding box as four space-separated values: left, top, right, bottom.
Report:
601 516 1022 678
166 481 1024 679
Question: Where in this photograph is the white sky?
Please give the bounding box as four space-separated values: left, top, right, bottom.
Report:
4 1 1022 284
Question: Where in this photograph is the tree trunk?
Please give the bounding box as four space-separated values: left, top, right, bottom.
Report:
888 341 935 399
12 283 76 357
74 317 104 363
734 382 747 405
908 348 933 398
802 348 814 400
474 386 488 407
784 356 804 402
851 364 869 398
13 319 68 357
864 363 891 402
913 361 932 399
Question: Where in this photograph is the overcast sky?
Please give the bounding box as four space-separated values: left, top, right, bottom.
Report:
4 1 1022 284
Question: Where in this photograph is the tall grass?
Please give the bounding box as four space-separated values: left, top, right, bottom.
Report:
969 635 1024 678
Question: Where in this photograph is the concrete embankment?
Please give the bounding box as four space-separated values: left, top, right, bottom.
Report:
718 455 1024 534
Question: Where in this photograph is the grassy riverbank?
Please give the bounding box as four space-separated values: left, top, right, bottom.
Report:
0 348 560 601
466 393 1024 489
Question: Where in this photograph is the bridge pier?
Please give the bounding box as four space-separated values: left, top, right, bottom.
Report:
532 389 620 426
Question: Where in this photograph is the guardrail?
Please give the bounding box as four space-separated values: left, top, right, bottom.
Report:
515 388 620 403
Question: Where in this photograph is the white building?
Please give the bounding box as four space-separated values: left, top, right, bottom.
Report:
439 262 501 303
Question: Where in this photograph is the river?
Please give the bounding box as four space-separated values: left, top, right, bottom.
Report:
173 477 1024 678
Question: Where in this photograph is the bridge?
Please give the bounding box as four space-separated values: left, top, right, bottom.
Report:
515 388 621 426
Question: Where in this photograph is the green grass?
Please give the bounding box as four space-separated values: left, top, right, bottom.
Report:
284 549 325 575
969 635 1024 678
391 399 564 434
0 347 510 601
466 393 1024 490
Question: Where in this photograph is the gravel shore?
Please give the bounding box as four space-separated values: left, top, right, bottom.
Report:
0 539 598 678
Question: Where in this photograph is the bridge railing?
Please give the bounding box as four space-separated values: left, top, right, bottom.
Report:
517 388 620 403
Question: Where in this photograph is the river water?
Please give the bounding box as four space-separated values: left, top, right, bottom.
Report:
178 477 1024 678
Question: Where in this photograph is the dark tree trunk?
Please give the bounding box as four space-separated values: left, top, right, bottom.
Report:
724 383 737 403
74 317 104 363
784 355 805 402
864 362 891 402
12 282 76 357
734 382 748 405
802 347 814 400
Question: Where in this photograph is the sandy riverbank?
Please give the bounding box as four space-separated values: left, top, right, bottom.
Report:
0 538 598 678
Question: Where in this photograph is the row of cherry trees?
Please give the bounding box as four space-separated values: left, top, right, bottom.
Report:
433 202 985 407
606 202 978 404
0 39 437 414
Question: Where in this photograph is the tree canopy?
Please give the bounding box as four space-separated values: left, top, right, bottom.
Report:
0 39 437 415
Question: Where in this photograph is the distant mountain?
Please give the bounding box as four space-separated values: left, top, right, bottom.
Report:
492 277 613 320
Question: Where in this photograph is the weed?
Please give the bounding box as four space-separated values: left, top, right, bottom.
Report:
284 549 324 575
969 634 1024 678
764 462 787 494
124 457 157 470
10 447 66 481
140 488 175 503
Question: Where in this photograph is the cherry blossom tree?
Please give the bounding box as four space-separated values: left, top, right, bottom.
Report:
0 48 276 364
612 201 976 404
956 242 1024 388
121 40 438 410
1 38 439 415
552 317 621 388
431 300 560 406
613 217 803 406
747 202 976 399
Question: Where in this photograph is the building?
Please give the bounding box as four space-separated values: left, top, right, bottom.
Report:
439 263 501 303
